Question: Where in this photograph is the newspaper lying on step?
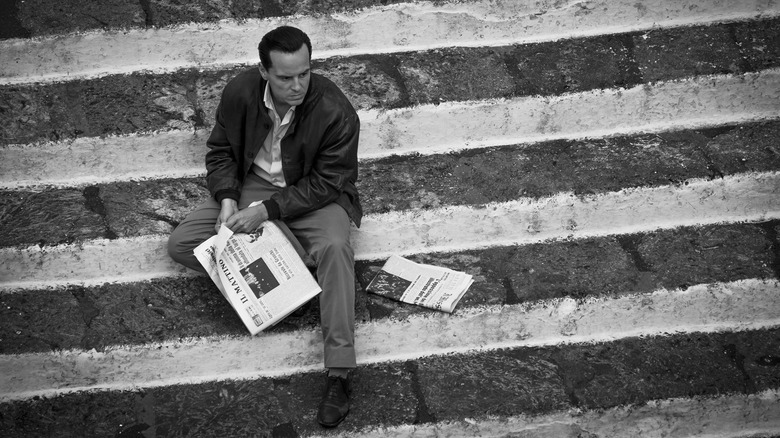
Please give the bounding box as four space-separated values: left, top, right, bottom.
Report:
194 220 320 335
366 255 473 313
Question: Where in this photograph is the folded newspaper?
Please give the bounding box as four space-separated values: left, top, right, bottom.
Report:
366 255 473 313
194 220 320 335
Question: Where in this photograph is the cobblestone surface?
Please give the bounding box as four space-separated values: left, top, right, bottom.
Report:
2 19 778 146
2 221 776 355
1 329 777 436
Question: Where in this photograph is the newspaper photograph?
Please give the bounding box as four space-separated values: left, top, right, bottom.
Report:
194 220 321 335
366 255 473 313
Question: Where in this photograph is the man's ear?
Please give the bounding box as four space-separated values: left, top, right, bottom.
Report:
258 63 269 80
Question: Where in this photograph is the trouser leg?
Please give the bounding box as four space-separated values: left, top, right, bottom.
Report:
167 197 220 273
288 203 356 369
168 174 356 368
167 174 279 272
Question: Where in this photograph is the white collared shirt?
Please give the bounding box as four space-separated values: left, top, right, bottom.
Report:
252 82 295 187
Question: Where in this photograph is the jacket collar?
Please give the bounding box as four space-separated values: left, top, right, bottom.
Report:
256 67 323 135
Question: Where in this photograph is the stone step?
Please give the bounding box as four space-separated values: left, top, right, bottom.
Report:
4 122 779 247
3 169 779 291
4 218 777 353
1 327 778 436
2 219 776 351
3 0 777 84
3 16 779 147
3 68 780 190
3 17 779 191
1 0 779 435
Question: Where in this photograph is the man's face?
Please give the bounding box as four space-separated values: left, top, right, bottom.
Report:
260 45 311 112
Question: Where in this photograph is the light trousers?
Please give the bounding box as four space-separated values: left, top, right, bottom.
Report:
168 173 356 368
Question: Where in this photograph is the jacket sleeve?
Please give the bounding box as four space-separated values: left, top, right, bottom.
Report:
205 98 242 203
267 109 360 220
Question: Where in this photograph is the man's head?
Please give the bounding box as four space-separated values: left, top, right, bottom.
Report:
258 26 312 70
258 26 312 113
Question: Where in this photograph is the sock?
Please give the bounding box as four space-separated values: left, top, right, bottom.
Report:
327 367 350 379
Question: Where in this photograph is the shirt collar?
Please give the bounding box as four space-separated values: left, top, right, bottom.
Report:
263 82 296 120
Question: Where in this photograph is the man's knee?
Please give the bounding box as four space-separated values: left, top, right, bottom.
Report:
315 233 353 260
167 224 207 272
167 225 188 265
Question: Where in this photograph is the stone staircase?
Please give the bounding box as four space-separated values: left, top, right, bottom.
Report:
1 0 779 436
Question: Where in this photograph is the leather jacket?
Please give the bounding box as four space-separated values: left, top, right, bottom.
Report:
205 68 362 227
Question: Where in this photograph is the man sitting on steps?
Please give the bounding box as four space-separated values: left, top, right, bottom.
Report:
167 25 362 428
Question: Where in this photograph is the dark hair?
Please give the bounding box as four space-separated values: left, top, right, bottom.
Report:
258 26 312 70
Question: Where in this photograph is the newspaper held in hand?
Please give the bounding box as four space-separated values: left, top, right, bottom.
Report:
366 255 473 313
194 220 321 335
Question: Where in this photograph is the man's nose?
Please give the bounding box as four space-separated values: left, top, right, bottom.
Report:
291 78 302 92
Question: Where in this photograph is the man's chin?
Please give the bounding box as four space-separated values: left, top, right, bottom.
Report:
288 96 305 106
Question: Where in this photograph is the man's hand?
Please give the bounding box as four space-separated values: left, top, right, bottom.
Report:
215 198 239 233
223 203 269 233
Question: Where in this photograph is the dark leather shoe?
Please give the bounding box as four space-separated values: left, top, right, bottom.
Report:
317 375 350 427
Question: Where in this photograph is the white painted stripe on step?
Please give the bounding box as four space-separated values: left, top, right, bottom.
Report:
1 0 777 85
359 69 780 159
2 70 779 190
329 390 780 438
354 171 780 260
0 279 778 401
1 171 778 291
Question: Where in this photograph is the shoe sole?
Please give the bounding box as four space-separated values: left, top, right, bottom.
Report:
318 418 345 428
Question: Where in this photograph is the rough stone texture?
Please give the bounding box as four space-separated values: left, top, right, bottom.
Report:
552 333 746 409
637 224 775 289
512 35 640 96
0 277 233 354
15 0 145 37
0 0 30 39
724 329 780 393
0 361 417 437
416 350 570 420
0 329 774 436
78 277 245 350
0 74 193 146
3 219 776 355
733 18 780 71
494 238 642 302
333 363 417 432
5 122 770 248
149 377 293 436
100 178 209 238
703 122 780 176
633 24 744 83
194 68 243 126
0 289 85 354
0 84 76 145
358 128 716 215
147 0 413 29
2 21 772 146
0 275 362 354
0 188 107 248
147 0 233 28
3 0 421 38
398 47 515 105
318 57 403 110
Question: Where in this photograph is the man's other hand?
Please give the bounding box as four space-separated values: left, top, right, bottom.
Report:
224 204 269 233
215 199 239 233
